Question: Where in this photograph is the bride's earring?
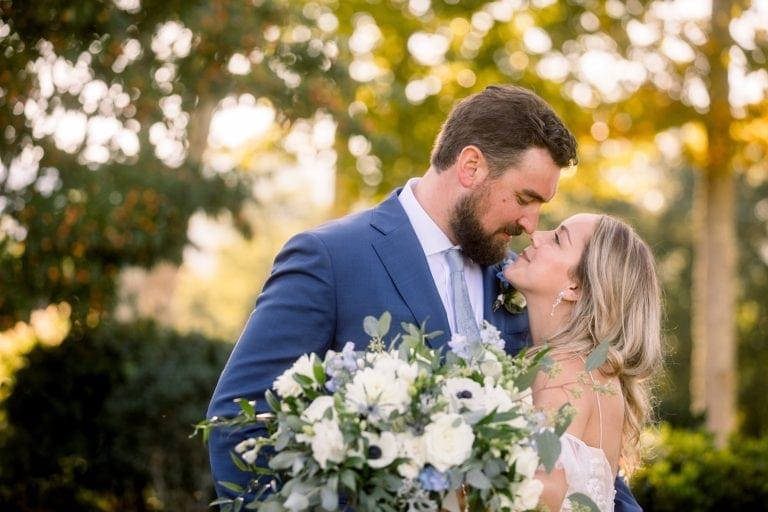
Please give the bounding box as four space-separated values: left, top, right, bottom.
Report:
550 291 565 317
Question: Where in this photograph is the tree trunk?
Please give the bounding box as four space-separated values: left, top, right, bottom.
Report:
690 0 738 447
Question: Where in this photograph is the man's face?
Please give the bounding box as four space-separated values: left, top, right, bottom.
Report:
450 147 561 266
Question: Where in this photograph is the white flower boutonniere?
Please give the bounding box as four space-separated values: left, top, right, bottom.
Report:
493 253 527 314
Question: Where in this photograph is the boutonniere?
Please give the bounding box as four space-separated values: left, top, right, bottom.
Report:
492 254 527 314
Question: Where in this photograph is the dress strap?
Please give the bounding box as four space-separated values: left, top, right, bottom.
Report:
578 356 604 449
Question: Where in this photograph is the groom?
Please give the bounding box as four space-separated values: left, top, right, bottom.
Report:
207 85 641 511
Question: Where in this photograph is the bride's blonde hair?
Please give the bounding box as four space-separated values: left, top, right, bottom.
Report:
545 215 663 474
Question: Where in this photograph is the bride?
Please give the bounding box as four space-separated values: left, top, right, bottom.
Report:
503 213 663 512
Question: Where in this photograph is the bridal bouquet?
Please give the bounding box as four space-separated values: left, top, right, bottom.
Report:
199 313 571 511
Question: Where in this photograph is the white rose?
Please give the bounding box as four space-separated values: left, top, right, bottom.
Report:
395 431 426 479
301 395 336 423
273 353 319 398
442 377 484 414
363 431 399 469
514 477 543 511
309 418 346 469
423 413 474 472
345 366 411 420
509 445 539 479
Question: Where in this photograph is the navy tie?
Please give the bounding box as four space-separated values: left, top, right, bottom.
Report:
445 248 481 342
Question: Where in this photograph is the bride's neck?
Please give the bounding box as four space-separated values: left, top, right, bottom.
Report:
526 297 572 345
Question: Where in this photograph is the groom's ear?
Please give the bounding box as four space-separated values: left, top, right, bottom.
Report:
456 145 489 188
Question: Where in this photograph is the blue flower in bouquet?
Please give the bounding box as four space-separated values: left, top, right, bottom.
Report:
324 341 359 392
419 465 451 492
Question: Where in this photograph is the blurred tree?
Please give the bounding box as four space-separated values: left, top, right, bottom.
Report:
0 0 356 330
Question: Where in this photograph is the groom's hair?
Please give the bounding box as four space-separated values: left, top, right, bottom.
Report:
430 85 578 176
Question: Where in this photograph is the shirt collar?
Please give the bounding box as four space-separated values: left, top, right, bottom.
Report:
398 178 454 257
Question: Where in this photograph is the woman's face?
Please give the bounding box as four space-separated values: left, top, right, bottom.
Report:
503 213 599 302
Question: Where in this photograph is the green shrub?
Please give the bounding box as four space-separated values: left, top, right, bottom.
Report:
632 425 768 511
0 320 232 511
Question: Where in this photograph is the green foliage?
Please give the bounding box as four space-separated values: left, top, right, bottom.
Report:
0 0 356 329
632 426 768 511
0 321 231 511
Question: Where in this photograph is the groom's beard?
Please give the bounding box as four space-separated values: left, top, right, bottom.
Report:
450 189 521 266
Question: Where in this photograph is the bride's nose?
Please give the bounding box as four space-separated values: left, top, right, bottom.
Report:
530 231 543 247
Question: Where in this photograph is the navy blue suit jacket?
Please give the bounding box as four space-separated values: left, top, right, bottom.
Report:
206 189 640 511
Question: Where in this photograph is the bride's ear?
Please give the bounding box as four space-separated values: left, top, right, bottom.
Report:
562 283 580 303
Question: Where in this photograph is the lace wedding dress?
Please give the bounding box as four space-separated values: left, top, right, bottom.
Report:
556 371 616 512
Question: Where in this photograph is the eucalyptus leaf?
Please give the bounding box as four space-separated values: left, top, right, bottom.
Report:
363 315 379 338
534 430 561 473
340 469 358 492
321 477 339 510
483 458 505 478
567 492 601 512
285 415 303 432
269 451 301 470
230 451 250 472
275 431 290 451
466 468 492 489
515 366 539 391
257 501 283 512
265 390 281 413
219 480 245 494
237 398 256 417
293 373 313 387
554 403 575 436
377 311 392 338
585 341 610 371
313 360 326 386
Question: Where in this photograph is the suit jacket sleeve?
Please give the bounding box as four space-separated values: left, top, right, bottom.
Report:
614 475 642 511
206 230 337 498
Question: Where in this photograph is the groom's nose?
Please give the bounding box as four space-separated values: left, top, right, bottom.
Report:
518 209 540 235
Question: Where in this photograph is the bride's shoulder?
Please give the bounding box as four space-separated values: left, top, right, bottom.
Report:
536 353 586 385
532 353 589 404
533 353 608 438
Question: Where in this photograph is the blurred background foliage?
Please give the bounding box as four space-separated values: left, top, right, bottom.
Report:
1 0 767 509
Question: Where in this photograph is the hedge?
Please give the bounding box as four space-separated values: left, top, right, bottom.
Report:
0 320 232 511
632 425 768 511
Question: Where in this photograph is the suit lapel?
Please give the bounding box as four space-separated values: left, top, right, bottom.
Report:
370 191 451 347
